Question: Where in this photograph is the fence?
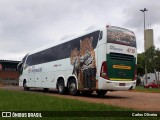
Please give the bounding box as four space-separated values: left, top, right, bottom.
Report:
0 79 19 86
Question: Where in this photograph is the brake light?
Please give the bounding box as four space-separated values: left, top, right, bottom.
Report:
100 61 109 80
133 65 137 80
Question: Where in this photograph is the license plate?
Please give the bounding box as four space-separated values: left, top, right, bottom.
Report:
119 83 125 86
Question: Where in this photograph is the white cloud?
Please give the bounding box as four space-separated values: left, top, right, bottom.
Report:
0 0 159 60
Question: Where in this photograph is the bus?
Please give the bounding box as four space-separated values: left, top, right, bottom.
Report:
18 25 137 96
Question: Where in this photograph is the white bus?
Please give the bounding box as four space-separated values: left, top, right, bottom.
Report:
18 25 137 96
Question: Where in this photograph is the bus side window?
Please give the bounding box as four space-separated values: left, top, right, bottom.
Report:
51 46 59 61
17 62 23 75
25 55 32 69
99 31 103 40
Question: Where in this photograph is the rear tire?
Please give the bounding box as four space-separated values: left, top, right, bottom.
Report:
57 80 66 95
68 79 78 96
81 90 93 96
96 90 107 97
23 81 29 91
44 88 49 92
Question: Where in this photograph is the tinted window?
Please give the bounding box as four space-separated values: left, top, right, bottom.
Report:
25 31 100 66
25 55 32 69
22 54 28 63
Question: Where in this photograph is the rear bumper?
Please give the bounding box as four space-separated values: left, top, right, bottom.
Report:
98 77 136 91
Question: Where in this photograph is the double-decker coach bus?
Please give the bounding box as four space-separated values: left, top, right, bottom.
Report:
18 25 137 96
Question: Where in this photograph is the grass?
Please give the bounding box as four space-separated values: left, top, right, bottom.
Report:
134 86 160 93
0 89 129 111
0 89 159 120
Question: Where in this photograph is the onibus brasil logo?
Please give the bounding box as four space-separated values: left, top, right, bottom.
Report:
1 112 42 118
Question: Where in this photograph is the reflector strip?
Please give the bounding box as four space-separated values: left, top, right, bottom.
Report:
110 78 132 81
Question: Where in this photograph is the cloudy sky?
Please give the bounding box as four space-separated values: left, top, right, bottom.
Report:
0 0 160 61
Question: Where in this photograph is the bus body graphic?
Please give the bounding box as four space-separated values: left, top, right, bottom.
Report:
18 25 137 96
70 37 97 90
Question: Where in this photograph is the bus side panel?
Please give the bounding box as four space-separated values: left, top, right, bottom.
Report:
34 73 42 87
19 75 24 86
19 30 102 91
41 72 51 88
51 71 56 88
26 73 35 87
55 71 66 85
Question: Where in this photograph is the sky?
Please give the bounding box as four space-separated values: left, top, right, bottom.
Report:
0 0 160 61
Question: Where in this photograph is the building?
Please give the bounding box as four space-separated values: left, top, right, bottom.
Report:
0 60 20 85
142 72 160 85
144 29 154 50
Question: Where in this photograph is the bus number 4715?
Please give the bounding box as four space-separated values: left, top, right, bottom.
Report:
127 48 135 53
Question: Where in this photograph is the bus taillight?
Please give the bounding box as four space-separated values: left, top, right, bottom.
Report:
100 61 109 80
133 65 137 80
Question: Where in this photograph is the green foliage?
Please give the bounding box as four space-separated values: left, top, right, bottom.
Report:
137 53 145 76
145 46 160 87
136 77 141 86
0 90 159 120
137 46 160 75
145 46 156 73
144 46 160 73
0 89 130 111
135 86 160 93
154 48 160 72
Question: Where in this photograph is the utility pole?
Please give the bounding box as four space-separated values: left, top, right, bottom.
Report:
140 8 148 50
140 8 148 84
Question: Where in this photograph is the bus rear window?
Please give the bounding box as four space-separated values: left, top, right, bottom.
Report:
107 26 136 47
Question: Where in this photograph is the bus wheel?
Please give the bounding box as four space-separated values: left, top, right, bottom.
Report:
96 90 107 97
81 91 93 96
57 80 65 95
23 81 29 91
68 79 78 96
44 88 49 92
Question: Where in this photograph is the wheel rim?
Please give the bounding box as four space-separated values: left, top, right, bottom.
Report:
70 83 76 92
24 83 27 87
58 84 64 92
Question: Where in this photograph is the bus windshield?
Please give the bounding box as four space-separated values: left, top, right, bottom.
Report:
107 26 136 47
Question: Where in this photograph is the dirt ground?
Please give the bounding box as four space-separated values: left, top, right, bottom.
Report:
1 85 160 111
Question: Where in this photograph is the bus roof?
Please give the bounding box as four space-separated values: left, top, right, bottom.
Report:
28 26 105 55
27 25 135 56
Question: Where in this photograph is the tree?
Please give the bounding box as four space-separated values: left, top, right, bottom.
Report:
154 48 160 87
145 46 160 88
137 53 145 76
145 46 156 73
136 76 141 86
